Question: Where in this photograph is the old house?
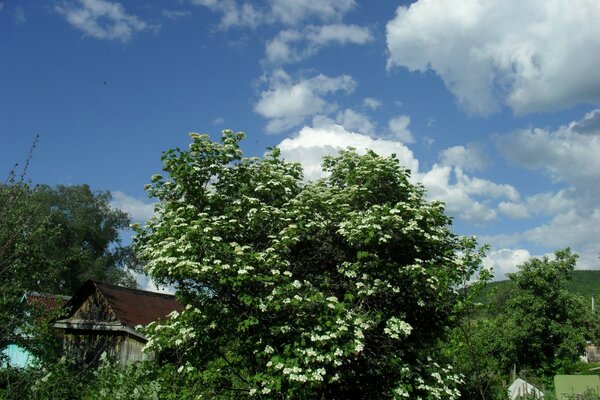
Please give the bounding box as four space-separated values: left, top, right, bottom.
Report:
53 280 182 366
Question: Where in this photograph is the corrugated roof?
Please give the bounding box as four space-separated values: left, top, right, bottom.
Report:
93 282 183 328
26 292 70 312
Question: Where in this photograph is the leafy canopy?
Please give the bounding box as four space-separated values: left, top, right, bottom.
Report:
135 130 483 399
488 249 600 377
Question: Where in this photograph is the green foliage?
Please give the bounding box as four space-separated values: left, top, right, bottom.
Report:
478 270 600 318
493 249 600 377
0 184 137 367
0 358 83 400
0 183 137 297
1 146 139 375
135 130 484 399
0 358 211 400
20 184 137 294
446 265 508 400
451 249 600 399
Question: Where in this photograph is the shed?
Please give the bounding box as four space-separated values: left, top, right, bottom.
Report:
508 378 544 399
53 280 182 366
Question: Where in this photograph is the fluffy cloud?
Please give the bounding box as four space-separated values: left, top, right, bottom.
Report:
483 206 600 272
523 208 600 254
419 165 519 224
191 0 261 29
487 110 600 270
495 109 600 205
483 248 532 280
110 191 155 223
265 24 372 64
362 97 382 110
386 0 600 115
497 190 575 219
387 115 413 143
439 144 488 171
254 70 356 133
335 109 375 135
56 0 156 42
192 0 356 29
277 123 419 181
269 0 355 26
497 201 530 219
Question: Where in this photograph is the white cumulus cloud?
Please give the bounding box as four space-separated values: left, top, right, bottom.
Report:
419 165 519 225
386 0 600 115
192 0 356 29
335 109 375 135
265 24 372 64
191 0 262 29
111 191 155 223
483 248 532 280
362 97 382 110
254 70 356 134
277 123 419 181
269 0 355 26
56 0 157 43
440 144 488 171
495 108 600 205
387 115 414 143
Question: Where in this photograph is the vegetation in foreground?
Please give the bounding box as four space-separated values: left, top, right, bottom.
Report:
2 131 600 399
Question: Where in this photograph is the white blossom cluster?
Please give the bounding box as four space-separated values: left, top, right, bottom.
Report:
384 317 413 339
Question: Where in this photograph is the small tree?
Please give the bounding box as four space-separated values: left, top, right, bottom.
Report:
135 130 483 399
488 249 600 377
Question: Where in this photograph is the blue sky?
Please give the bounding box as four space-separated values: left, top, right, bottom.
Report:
3 0 600 282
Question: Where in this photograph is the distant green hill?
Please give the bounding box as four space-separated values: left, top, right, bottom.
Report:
477 270 600 314
565 270 600 298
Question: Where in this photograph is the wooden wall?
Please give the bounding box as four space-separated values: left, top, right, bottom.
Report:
63 330 153 366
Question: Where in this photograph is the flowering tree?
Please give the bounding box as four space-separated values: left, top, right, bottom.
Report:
135 130 482 399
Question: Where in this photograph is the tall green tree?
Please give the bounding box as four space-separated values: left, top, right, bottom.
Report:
26 184 137 294
1 184 137 296
489 249 600 377
135 130 483 399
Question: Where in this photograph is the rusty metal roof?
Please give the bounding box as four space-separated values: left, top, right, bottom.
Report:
60 280 183 330
25 292 70 312
94 281 183 328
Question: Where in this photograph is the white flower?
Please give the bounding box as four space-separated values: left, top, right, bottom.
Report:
384 317 413 339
